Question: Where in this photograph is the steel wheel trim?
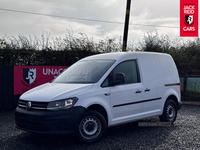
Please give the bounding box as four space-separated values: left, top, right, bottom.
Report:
166 105 175 119
79 116 102 140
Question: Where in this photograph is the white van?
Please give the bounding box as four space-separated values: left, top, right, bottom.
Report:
15 52 181 143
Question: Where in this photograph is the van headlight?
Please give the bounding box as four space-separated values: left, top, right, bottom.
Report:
47 97 78 110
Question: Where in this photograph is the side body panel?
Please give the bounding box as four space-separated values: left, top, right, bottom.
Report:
110 83 143 125
158 54 181 111
158 54 180 85
136 53 165 117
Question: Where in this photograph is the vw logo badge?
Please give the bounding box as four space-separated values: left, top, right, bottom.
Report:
26 101 31 111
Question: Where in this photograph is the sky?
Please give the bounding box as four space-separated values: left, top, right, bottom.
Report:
0 0 196 44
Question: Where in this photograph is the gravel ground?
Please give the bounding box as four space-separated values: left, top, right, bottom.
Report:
0 104 200 150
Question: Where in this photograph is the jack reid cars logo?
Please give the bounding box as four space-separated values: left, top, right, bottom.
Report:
23 68 36 84
21 68 38 88
185 15 193 25
182 5 196 32
180 0 198 37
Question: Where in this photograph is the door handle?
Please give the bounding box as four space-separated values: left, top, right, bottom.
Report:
104 93 110 96
145 88 150 92
135 90 142 93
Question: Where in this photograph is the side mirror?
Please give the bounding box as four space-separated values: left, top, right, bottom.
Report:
111 72 125 86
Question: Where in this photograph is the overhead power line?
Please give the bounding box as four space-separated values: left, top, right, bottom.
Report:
0 8 124 25
0 8 180 29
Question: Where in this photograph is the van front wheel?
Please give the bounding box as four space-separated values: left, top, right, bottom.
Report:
77 111 107 143
159 99 177 124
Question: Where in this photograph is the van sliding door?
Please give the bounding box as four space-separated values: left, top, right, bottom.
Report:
136 53 164 117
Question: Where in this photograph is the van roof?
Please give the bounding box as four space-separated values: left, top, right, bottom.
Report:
81 52 168 61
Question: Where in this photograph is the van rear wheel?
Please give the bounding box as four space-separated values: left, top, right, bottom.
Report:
159 99 177 124
77 111 107 143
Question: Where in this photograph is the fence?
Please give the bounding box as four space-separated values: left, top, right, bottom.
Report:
0 65 200 111
180 75 200 101
0 65 20 111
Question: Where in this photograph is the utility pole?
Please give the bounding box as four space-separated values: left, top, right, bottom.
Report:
122 0 132 52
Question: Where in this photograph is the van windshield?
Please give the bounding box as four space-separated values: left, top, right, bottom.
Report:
52 60 115 83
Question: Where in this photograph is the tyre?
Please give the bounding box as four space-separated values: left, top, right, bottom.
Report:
77 111 107 143
159 99 177 124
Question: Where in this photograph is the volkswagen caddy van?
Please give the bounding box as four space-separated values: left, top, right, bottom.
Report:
15 52 181 143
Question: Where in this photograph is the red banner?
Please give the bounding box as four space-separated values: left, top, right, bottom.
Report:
14 66 68 95
180 0 198 37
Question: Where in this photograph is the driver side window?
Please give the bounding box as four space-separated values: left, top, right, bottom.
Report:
101 60 140 87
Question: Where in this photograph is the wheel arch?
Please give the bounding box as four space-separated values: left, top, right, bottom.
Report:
87 104 108 125
160 96 178 123
162 87 181 111
165 95 179 109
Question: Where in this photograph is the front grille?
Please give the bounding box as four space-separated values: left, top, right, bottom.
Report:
18 100 49 110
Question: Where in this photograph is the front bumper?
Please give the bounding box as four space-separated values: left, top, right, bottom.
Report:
15 106 86 134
